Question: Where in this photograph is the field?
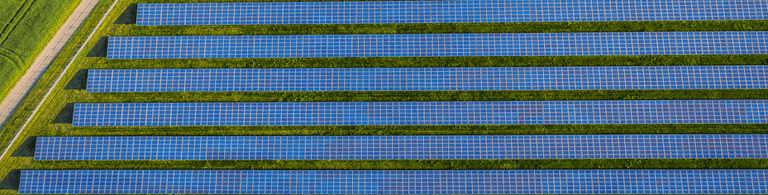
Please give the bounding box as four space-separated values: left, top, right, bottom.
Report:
0 0 768 194
0 0 82 106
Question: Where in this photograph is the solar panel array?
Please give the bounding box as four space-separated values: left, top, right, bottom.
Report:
87 66 768 92
35 135 768 160
136 0 768 26
72 100 768 127
28 0 768 194
106 31 768 59
19 170 768 194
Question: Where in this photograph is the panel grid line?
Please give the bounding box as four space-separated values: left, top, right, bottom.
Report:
106 32 768 59
136 1 768 26
71 100 768 127
19 170 768 194
34 135 768 160
86 66 768 92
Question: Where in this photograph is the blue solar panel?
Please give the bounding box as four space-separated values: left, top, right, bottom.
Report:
19 170 768 194
71 100 768 127
35 135 768 160
106 32 768 59
136 1 768 26
86 66 768 92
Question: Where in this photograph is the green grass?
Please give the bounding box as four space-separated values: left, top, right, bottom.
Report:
19 159 768 170
0 0 767 194
98 55 768 69
84 89 768 103
127 20 768 36
0 0 82 104
48 124 768 137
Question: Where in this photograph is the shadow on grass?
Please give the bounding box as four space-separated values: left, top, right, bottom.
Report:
114 3 137 24
64 69 88 90
85 37 108 57
10 137 35 157
52 103 74 124
0 170 21 190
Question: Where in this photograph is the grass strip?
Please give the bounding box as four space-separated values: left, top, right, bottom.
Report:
46 124 768 137
21 159 768 170
83 89 768 103
121 20 768 37
96 55 768 69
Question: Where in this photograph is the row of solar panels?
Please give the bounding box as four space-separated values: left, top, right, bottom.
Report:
72 100 768 127
20 170 768 194
35 135 768 160
88 65 768 92
106 31 768 59
136 0 768 26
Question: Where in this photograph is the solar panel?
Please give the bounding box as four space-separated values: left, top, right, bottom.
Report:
35 135 768 160
86 66 768 92
19 170 768 194
136 1 768 26
106 31 768 59
71 100 768 127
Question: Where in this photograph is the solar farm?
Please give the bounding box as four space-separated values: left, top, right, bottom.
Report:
3 0 768 194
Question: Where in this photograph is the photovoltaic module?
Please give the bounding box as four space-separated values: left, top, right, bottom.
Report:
137 1 768 26
87 66 768 92
35 135 768 160
20 170 768 194
72 100 768 127
106 32 768 59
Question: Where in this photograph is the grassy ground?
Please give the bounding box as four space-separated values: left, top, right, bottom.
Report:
87 89 768 103
129 20 768 36
98 55 768 69
0 0 767 194
50 124 768 137
21 159 768 170
0 0 82 104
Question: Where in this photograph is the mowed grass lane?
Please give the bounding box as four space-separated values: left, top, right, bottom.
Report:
0 1 768 194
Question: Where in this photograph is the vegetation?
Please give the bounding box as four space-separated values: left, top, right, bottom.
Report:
128 20 768 36
0 0 82 104
98 55 768 69
55 124 768 137
23 159 768 170
87 89 768 103
0 0 767 194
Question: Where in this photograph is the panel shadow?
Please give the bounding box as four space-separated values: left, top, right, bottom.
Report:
114 3 137 24
64 69 88 90
85 37 108 57
10 136 35 157
0 170 21 190
52 103 75 124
